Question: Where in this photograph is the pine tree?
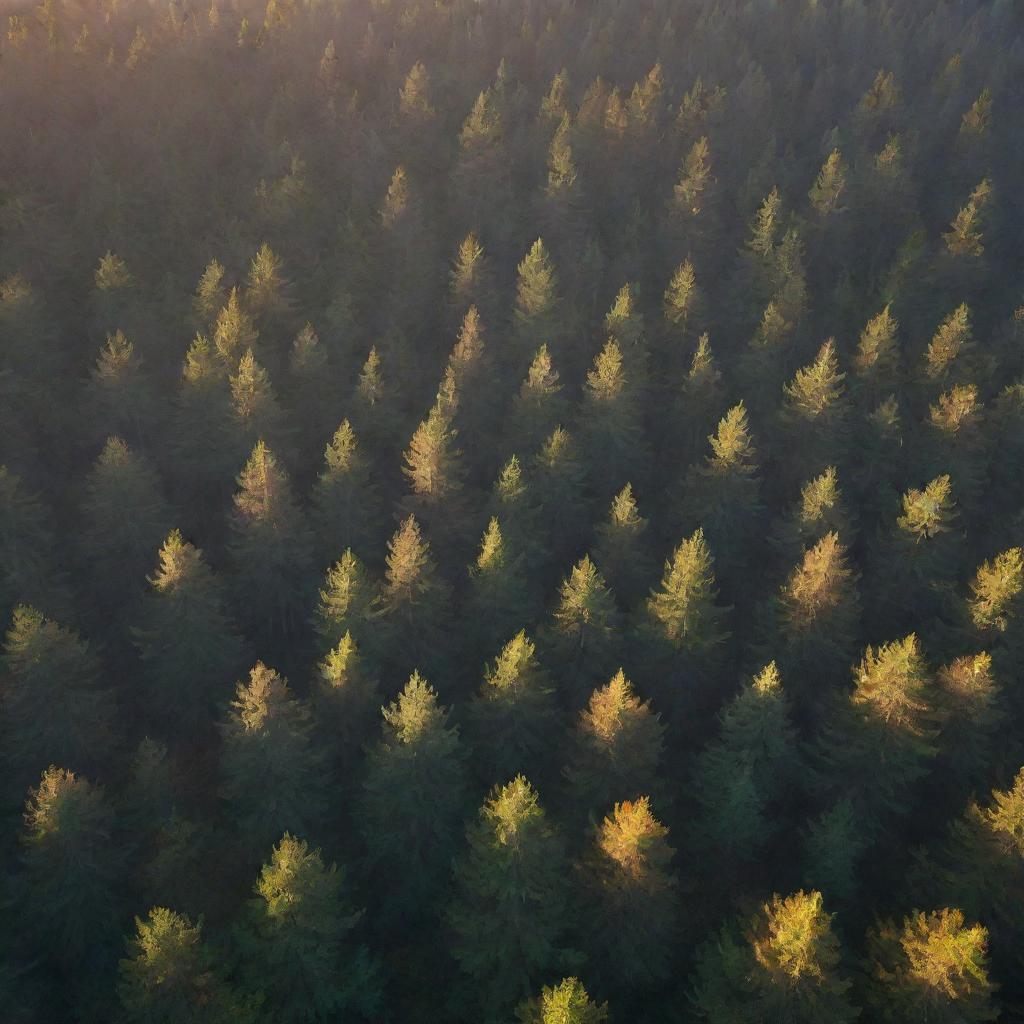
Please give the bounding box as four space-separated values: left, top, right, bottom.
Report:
924 303 974 386
801 799 868 905
819 636 937 824
246 241 292 320
671 333 724 466
469 631 559 784
220 663 326 856
563 669 666 822
193 258 226 328
808 149 848 216
779 338 849 485
450 232 496 319
466 517 534 655
691 663 800 864
593 483 655 607
645 527 730 660
514 239 562 360
943 179 993 258
853 304 901 399
487 454 547 574
926 383 988 512
19 766 123 975
229 347 288 458
507 344 568 457
2 606 115 789
358 672 466 923
578 797 677 986
449 776 575 1021
581 338 649 498
516 978 608 1024
0 465 71 624
235 834 380 1022
402 401 464 512
672 135 713 218
531 427 589 567
967 547 1023 638
132 530 247 739
772 532 860 701
679 403 763 596
313 631 380 778
118 908 250 1024
227 440 314 641
374 516 453 682
310 419 380 564
866 909 997 1023
214 287 259 366
543 555 621 698
399 61 435 121
86 329 155 446
663 259 701 345
79 436 172 613
169 333 236 534
690 890 857 1024
314 549 376 656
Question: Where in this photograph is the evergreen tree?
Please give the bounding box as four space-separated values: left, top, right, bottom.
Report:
193 258 226 328
79 436 172 614
593 483 655 608
853 304 901 401
808 148 848 217
220 663 326 856
374 516 452 683
310 420 380 564
358 672 466 923
313 631 381 779
580 338 649 499
578 797 677 987
531 427 589 568
466 517 534 656
229 347 288 460
214 287 259 366
19 766 123 978
943 179 993 258
691 663 800 864
401 401 464 530
819 635 937 825
133 530 247 739
678 403 763 597
86 329 156 447
866 909 997 1023
235 834 380 1023
690 890 857 1024
516 978 608 1024
449 776 576 1021
543 555 621 699
663 259 701 352
227 441 314 641
924 303 975 388
801 799 868 905
468 631 559 785
514 239 562 363
314 549 375 656
507 344 568 457
2 606 115 789
0 465 71 624
118 908 250 1024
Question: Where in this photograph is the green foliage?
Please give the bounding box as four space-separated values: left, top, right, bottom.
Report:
564 668 666 820
236 834 380 1022
866 909 997 1022
690 890 857 1024
228 440 314 639
469 630 558 783
133 530 246 737
450 776 575 1021
220 663 326 855
358 673 466 922
118 908 250 1024
517 978 608 1024
2 606 115 786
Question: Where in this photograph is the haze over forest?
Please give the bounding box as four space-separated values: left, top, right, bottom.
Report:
2 1 1024 1022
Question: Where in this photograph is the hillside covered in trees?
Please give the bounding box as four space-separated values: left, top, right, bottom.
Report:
3 0 1024 1021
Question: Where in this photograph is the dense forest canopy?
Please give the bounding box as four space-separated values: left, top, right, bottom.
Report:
2 0 1024 1021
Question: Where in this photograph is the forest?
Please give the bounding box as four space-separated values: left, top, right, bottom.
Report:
1 0 1024 1021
